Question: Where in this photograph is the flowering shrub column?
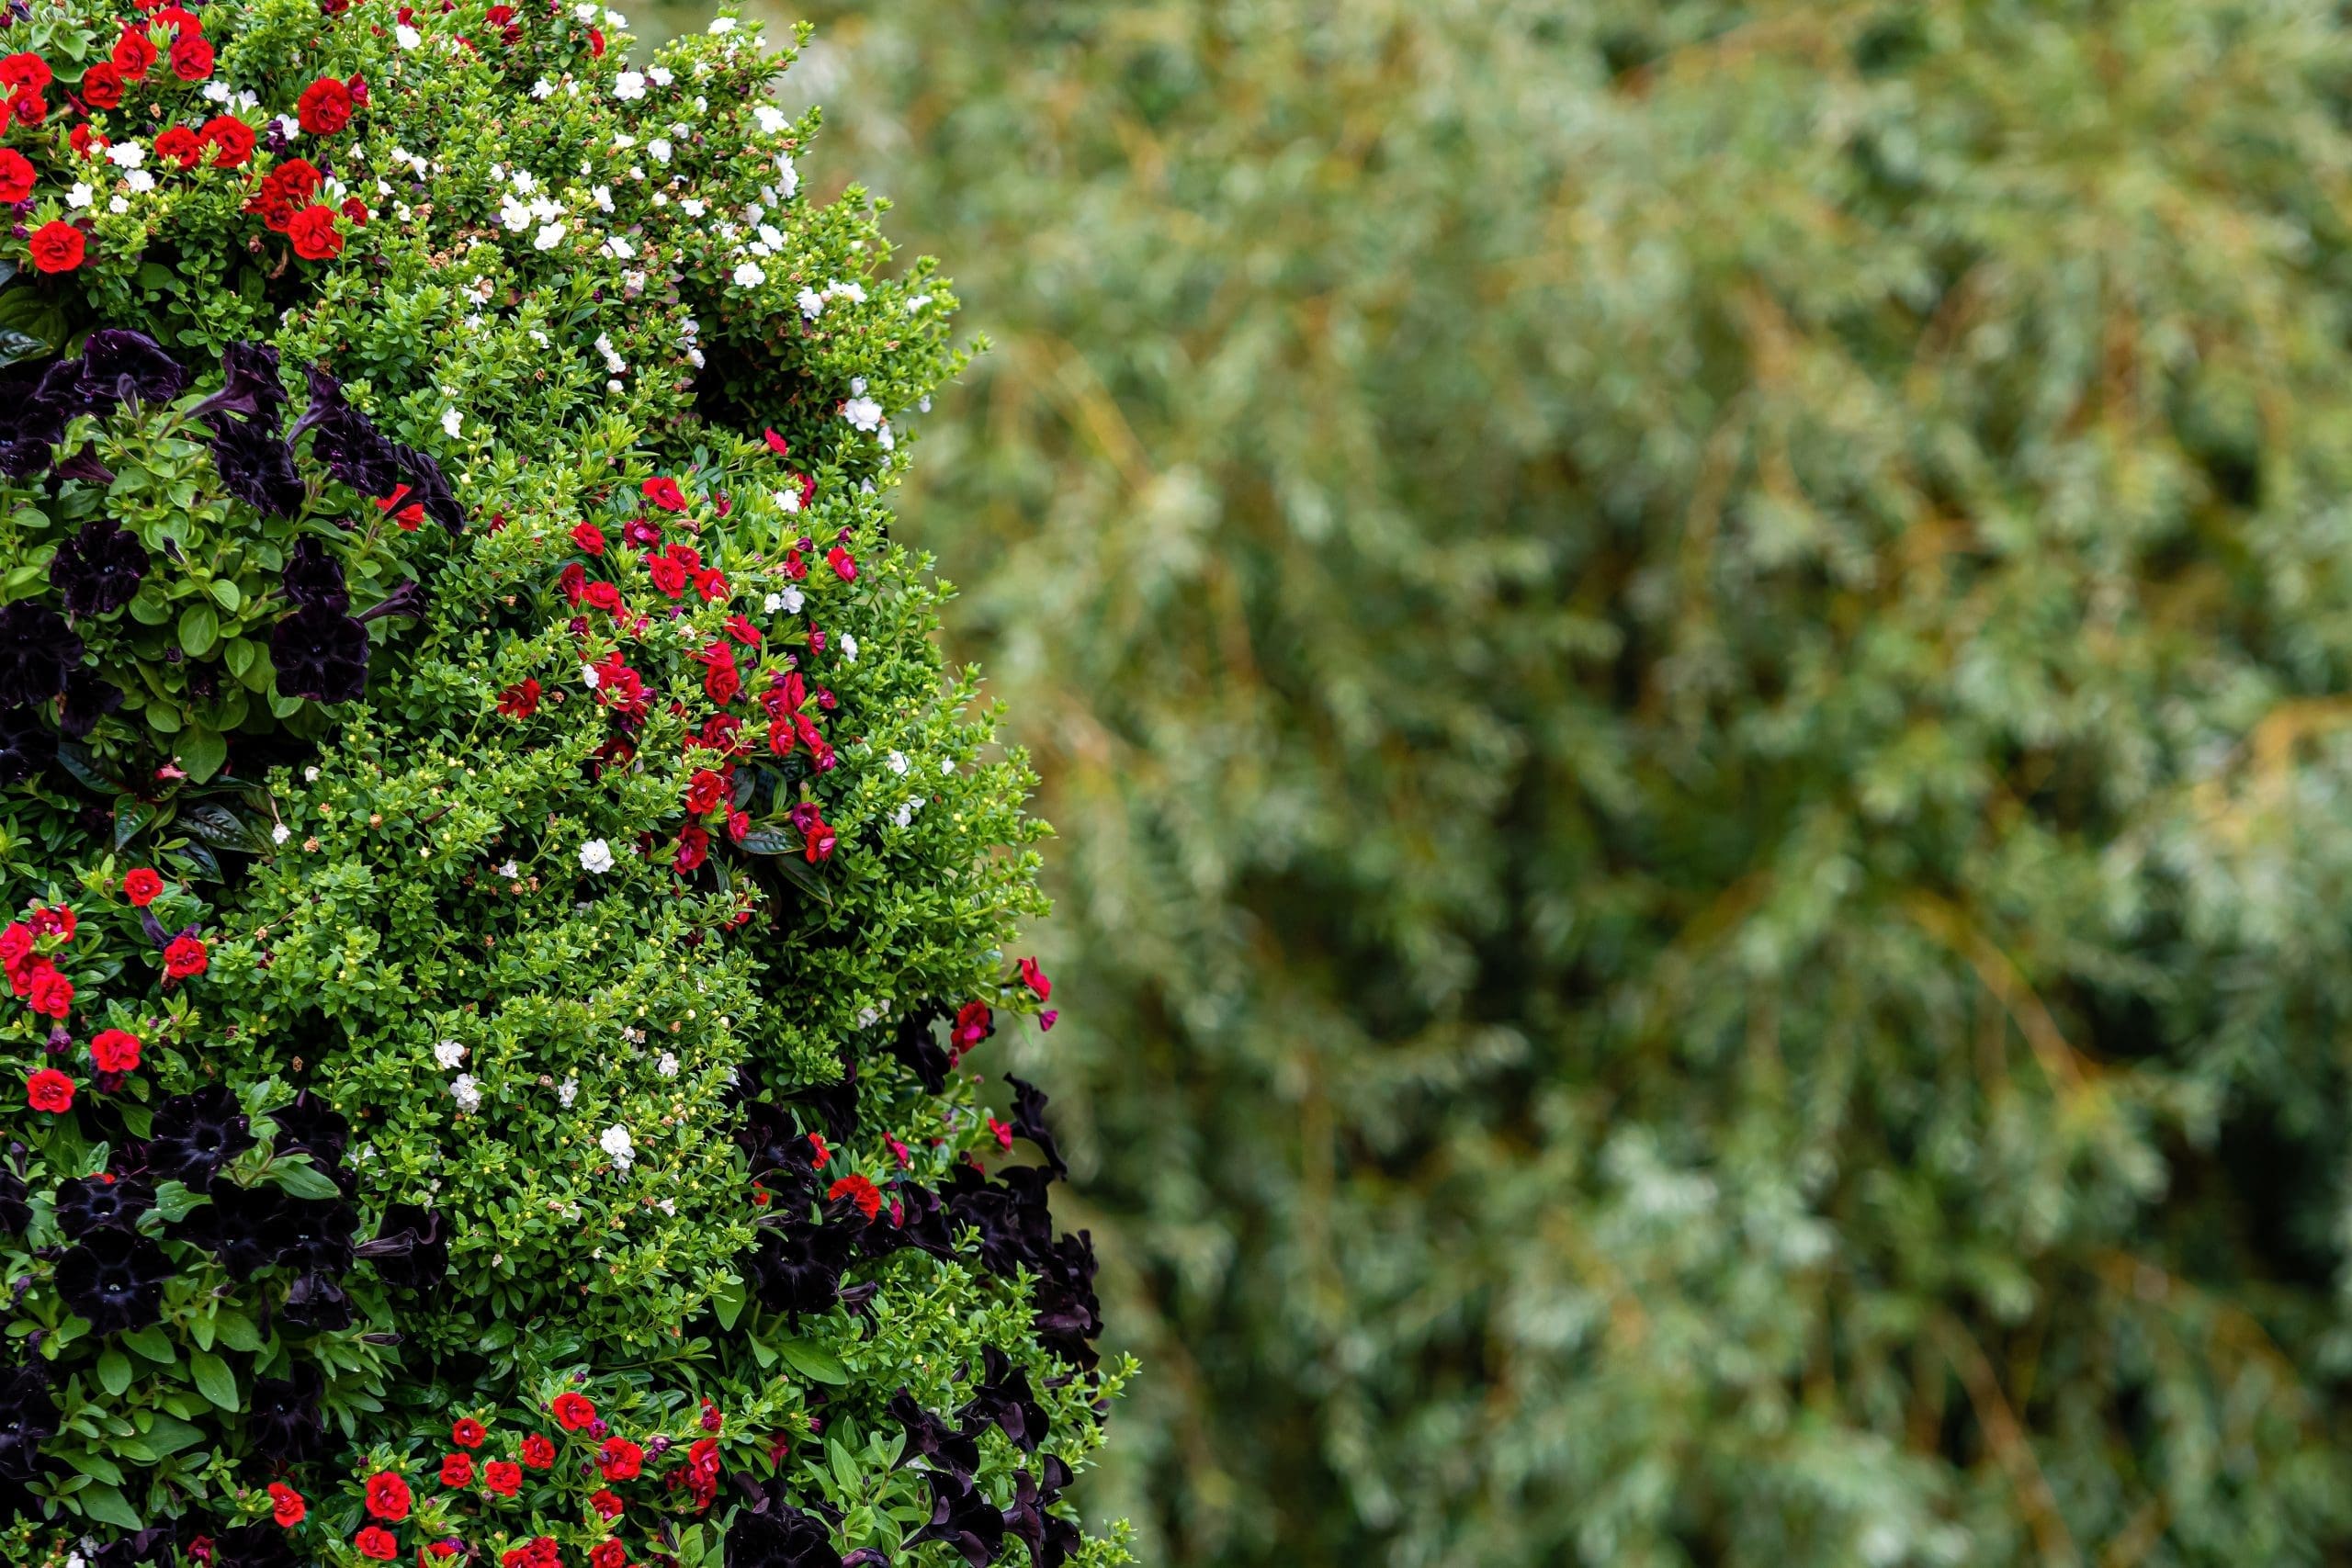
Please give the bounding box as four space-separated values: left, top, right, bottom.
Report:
0 2 1119 1565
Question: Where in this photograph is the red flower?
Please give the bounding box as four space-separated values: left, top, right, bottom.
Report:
154 125 203 169
0 148 28 203
0 52 49 93
584 581 621 613
123 868 164 907
438 1452 473 1488
363 1471 412 1522
828 1173 881 1222
78 61 124 109
0 921 28 979
9 90 45 128
763 427 790 456
552 1392 596 1431
988 1116 1012 1151
296 75 353 134
560 561 587 606
287 204 343 261
725 615 763 647
31 906 74 940
640 476 686 513
248 158 322 231
673 824 710 874
696 641 741 706
1018 957 1052 1000
597 1437 643 1481
589 1489 623 1521
590 656 645 716
91 1029 141 1074
826 546 858 582
695 569 730 604
267 1483 306 1528
684 770 727 815
339 196 369 226
590 1543 627 1568
111 27 158 81
571 522 606 556
497 678 541 718
782 547 808 581
25 1068 72 1113
355 1527 397 1562
800 808 836 864
952 1000 992 1054
807 1132 829 1168
199 115 254 167
163 934 208 981
28 221 84 274
483 1459 522 1495
451 1417 488 1450
168 32 210 81
26 961 73 1020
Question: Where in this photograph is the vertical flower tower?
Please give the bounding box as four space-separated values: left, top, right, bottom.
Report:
0 2 1119 1564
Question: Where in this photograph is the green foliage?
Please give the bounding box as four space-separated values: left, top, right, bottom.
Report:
786 0 2352 1563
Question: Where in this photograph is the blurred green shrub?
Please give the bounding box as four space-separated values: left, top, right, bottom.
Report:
741 1 2352 1563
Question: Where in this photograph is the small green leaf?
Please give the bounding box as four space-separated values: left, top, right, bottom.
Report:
62 1448 124 1485
211 1312 262 1354
207 577 242 613
111 797 156 852
177 602 219 659
95 1348 132 1397
713 1273 746 1332
775 1337 849 1384
77 1482 143 1530
119 1325 174 1363
188 1348 237 1410
267 1156 341 1200
178 726 227 784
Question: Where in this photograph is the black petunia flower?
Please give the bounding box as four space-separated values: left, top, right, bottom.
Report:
269 1089 351 1169
1029 1231 1103 1369
89 1526 174 1568
746 1204 860 1321
0 1364 56 1483
1001 1463 1082 1568
268 604 369 703
726 1499 846 1568
189 341 288 426
53 1174 153 1238
146 1085 255 1185
0 705 53 784
1003 1076 1068 1179
391 442 463 529
50 517 149 618
179 1179 281 1279
888 1004 953 1094
279 1269 351 1332
78 329 188 411
356 1202 447 1292
57 670 122 740
887 1389 979 1481
202 1520 302 1568
0 1162 26 1235
278 536 348 612
209 411 307 518
290 367 402 497
244 1362 326 1462
786 1046 860 1145
958 1347 1049 1452
0 600 82 710
909 1470 1007 1568
736 1097 820 1205
54 1226 174 1335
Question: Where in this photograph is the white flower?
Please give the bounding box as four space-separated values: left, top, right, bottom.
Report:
613 131 638 149
202 82 230 103
605 6 626 25
797 288 825 320
594 333 626 371
124 170 155 194
892 801 915 829
604 236 635 261
908 294 934 313
511 169 537 195
498 197 531 232
776 152 799 199
558 1076 579 1108
593 185 614 212
581 662 602 689
840 632 858 662
572 2 597 18
658 1196 676 1215
531 77 556 99
441 409 464 439
732 261 766 288
497 859 520 879
599 1123 636 1171
941 758 956 775
107 141 145 169
649 65 673 87
754 106 788 134
304 765 321 782
107 196 130 215
613 70 647 100
271 822 292 845
65 182 92 209
830 279 867 304
434 1040 467 1069
579 838 615 874
534 220 566 251
277 116 302 141
757 224 783 249
708 14 736 31
648 138 673 164
396 23 422 48
842 397 884 432
887 750 909 775
656 1052 679 1077
451 1074 481 1112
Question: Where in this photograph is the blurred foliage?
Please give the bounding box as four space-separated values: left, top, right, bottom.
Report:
647 0 2352 1563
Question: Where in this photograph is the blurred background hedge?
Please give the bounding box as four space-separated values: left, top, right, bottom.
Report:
653 2 2352 1562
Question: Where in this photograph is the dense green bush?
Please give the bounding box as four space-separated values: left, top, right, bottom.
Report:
786 0 2352 1562
0 2 1121 1564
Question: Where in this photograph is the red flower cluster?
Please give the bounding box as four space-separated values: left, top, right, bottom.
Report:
3 905 74 1020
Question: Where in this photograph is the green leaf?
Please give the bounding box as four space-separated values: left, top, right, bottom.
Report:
739 827 793 855
56 741 125 795
76 1482 143 1530
775 1337 849 1384
713 1272 746 1332
152 1180 205 1223
178 725 227 784
772 852 836 908
118 1325 174 1363
61 1447 123 1485
112 796 156 852
181 802 268 853
95 1348 132 1397
211 1312 262 1354
177 602 219 660
187 1348 237 1410
268 1156 341 1200
207 577 243 613
223 636 265 685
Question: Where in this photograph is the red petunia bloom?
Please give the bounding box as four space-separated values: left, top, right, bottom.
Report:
26 961 73 1020
163 933 208 982
589 1542 627 1568
826 546 858 582
8 88 44 127
287 204 343 261
725 615 763 647
828 1173 881 1222
267 1483 306 1528
800 808 836 864
552 1392 596 1431
0 52 49 93
584 581 621 613
597 1438 643 1481
451 1417 488 1450
497 678 541 719
684 769 727 815
763 427 791 456
571 522 606 556
153 125 203 169
782 547 808 581
339 196 369 226
28 221 84 274
31 906 74 940
483 1459 522 1495
111 26 158 81
248 158 322 232
438 1452 473 1488
199 115 254 167
78 61 124 109
363 1471 412 1521
641 476 686 513
123 868 164 907
168 31 210 81
695 569 730 604
355 1527 397 1562
952 1000 992 1054
25 1068 71 1113
0 148 29 202
560 561 587 606
589 1489 624 1521
696 641 741 706
807 1132 829 1168
1018 956 1052 1000
673 824 710 874
91 1029 141 1074
296 75 353 134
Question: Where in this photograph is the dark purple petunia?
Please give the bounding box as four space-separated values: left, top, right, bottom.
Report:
177 1179 288 1280
887 1389 980 1481
957 1346 1050 1452
54 1226 175 1335
279 536 349 612
909 1471 1009 1568
290 366 402 497
51 448 114 485
189 341 288 426
0 1364 56 1483
1001 1462 1082 1568
279 1269 352 1332
268 604 369 703
0 705 53 784
53 1174 153 1238
726 1499 848 1568
888 1004 953 1094
355 576 427 625
77 329 188 411
269 1089 352 1169
391 442 464 529
50 516 148 617
746 1201 860 1322
145 1085 255 1185
209 411 306 518
244 1362 326 1462
0 1164 26 1234
1003 1075 1068 1179
57 670 121 739
356 1201 447 1291
0 601 81 709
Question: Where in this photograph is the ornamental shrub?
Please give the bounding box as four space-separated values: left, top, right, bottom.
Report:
797 1 2352 1564
0 4 1122 1567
